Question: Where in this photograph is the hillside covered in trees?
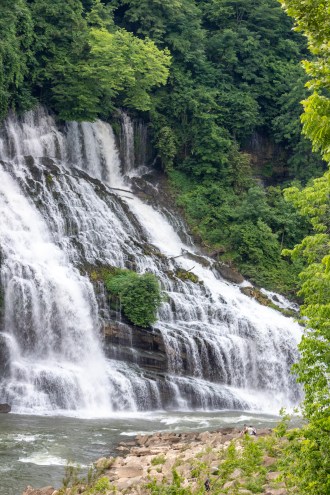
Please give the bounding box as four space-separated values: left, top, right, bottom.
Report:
1 0 327 293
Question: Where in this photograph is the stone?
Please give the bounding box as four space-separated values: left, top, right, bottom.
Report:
263 456 277 467
116 446 129 452
22 487 56 495
136 434 148 445
0 403 11 413
94 457 113 470
230 468 243 480
223 480 238 490
215 263 245 284
265 489 287 495
114 463 144 478
267 471 281 481
115 475 143 490
198 431 211 443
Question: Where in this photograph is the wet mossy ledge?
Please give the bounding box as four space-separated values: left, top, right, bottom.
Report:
167 268 201 284
87 266 163 328
240 286 298 318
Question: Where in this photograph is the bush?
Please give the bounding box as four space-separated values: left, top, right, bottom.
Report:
105 269 162 327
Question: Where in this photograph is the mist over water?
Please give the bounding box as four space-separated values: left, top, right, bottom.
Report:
0 107 302 418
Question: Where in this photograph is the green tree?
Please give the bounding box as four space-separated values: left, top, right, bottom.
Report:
280 0 330 161
283 174 330 420
278 2 330 494
281 174 330 495
28 0 170 120
88 28 171 112
29 0 90 114
0 0 35 118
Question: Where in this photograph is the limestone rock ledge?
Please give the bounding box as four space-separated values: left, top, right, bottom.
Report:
22 427 289 495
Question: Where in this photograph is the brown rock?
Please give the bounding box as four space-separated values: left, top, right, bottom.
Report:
230 468 243 480
267 471 281 481
115 475 143 490
215 263 245 284
0 403 11 413
114 464 143 478
136 434 148 445
223 480 238 490
94 457 113 470
22 487 56 495
265 489 287 495
263 456 277 467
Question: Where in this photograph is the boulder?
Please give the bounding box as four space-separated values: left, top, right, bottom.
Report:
265 489 287 495
223 480 239 490
114 463 144 479
215 263 245 284
22 487 56 495
230 468 243 480
267 471 281 481
0 403 11 413
263 456 277 467
0 335 11 378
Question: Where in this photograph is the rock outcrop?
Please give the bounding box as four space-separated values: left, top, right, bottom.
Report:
22 427 290 495
0 403 11 413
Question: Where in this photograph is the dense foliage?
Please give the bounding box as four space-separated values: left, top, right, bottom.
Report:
104 268 162 327
276 2 330 494
111 0 323 292
280 0 330 163
0 0 326 292
281 174 330 495
1 0 170 121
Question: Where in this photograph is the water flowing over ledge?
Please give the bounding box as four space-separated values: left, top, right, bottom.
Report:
0 107 302 417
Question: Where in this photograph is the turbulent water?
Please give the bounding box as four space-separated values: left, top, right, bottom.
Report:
0 107 302 417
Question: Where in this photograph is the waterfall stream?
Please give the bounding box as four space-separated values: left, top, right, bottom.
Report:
0 107 302 416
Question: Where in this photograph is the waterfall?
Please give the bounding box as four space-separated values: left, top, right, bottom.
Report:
0 107 302 416
118 111 151 177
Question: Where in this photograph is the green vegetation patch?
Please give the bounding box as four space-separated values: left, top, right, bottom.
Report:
151 455 166 466
104 268 163 328
169 169 307 295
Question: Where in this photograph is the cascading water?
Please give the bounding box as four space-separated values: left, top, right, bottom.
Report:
0 107 302 416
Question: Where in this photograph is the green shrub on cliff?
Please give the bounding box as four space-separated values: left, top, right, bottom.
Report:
105 269 162 327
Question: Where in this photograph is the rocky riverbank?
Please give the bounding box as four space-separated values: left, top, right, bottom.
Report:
22 427 288 495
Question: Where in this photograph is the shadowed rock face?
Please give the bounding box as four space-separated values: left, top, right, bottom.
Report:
0 403 11 413
213 263 245 284
103 322 167 373
0 334 10 379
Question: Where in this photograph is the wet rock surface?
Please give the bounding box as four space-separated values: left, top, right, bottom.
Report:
0 402 11 413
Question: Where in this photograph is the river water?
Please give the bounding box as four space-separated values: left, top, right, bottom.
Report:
0 411 282 495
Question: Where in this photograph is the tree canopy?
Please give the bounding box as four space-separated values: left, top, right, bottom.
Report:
280 0 330 161
277 2 330 493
